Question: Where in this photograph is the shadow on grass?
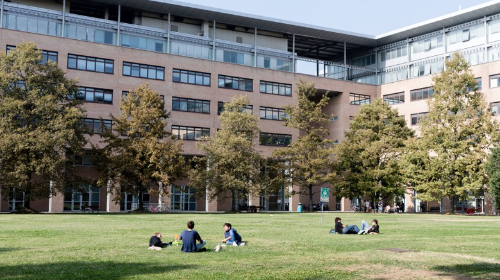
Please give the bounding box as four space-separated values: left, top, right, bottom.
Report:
0 248 19 253
0 261 195 280
433 262 500 279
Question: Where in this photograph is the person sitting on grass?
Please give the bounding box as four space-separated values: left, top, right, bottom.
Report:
335 217 361 234
366 219 379 234
180 221 206 253
221 223 245 246
148 232 172 250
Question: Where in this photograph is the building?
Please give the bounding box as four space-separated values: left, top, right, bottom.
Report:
0 0 497 214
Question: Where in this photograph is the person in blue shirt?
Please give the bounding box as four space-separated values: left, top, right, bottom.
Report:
179 221 206 252
221 223 245 246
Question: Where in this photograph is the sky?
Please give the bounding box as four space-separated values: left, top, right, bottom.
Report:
177 0 493 35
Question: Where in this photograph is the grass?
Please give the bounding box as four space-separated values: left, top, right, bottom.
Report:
0 212 499 280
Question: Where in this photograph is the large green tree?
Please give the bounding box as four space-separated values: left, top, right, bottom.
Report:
95 83 185 210
0 42 87 209
402 53 496 207
273 80 333 210
188 95 265 210
485 147 500 214
333 98 414 205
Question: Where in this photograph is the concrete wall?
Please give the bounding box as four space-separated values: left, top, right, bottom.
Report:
11 0 67 12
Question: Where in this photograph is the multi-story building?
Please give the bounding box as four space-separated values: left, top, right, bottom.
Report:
0 0 498 214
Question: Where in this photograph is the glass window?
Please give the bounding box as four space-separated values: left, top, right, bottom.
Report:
123 62 164 80
218 101 253 115
218 75 253 92
68 54 114 74
260 107 287 121
383 92 405 105
171 125 209 141
349 93 370 105
260 81 292 96
173 69 211 86
259 133 292 147
77 87 113 104
410 87 434 101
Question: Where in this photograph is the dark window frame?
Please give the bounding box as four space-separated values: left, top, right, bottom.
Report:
383 92 405 105
349 93 371 105
259 106 287 121
7 45 58 64
78 87 113 104
172 97 210 114
259 81 292 96
68 54 114 74
173 69 211 86
171 125 210 141
217 101 253 115
410 87 434 101
82 118 112 134
410 112 428 126
259 132 292 147
122 61 165 80
218 75 253 92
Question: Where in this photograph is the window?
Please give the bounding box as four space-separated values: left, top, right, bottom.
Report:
69 150 94 165
82 118 112 134
171 185 197 211
349 93 370 105
172 97 210 114
218 102 253 115
67 54 113 73
259 81 292 96
411 112 428 126
173 69 211 86
410 87 434 101
383 92 405 105
475 77 482 90
76 87 113 104
123 62 165 80
171 125 210 140
260 107 287 121
490 74 500 88
7 45 58 64
218 75 253 92
64 185 100 211
260 133 292 147
491 102 500 116
223 50 244 64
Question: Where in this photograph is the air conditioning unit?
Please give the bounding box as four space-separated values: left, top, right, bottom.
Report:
236 36 243 43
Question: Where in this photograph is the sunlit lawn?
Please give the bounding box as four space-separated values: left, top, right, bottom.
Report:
0 212 499 279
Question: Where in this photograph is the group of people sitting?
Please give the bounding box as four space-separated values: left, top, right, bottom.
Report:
333 217 379 234
149 221 244 253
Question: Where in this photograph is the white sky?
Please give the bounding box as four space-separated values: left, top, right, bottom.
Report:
178 0 492 35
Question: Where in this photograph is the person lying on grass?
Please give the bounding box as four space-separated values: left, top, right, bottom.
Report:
180 221 206 252
221 223 245 246
148 232 172 250
334 217 371 234
365 219 379 234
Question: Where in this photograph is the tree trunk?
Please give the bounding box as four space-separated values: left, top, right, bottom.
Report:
308 184 313 212
138 186 144 210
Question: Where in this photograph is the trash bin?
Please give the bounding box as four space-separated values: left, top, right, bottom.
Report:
297 203 303 213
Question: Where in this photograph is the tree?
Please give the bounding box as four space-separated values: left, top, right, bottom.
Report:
95 83 185 210
188 95 264 211
333 98 414 205
273 80 333 210
0 42 87 209
486 147 500 214
402 53 496 208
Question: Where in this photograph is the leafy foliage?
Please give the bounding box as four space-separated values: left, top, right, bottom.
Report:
486 147 500 211
0 42 87 208
402 53 496 203
334 98 414 202
188 95 266 210
94 83 185 210
273 80 333 209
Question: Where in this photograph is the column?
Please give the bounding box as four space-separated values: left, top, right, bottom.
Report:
254 28 257 67
292 34 296 73
404 188 414 213
341 197 350 212
167 13 171 54
61 0 66 37
344 42 347 80
1 0 4 29
212 20 216 61
116 5 121 47
484 16 488 62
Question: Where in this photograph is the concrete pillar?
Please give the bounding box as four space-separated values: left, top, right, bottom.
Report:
202 21 210 38
405 188 415 213
50 192 65 213
341 197 351 212
484 193 495 215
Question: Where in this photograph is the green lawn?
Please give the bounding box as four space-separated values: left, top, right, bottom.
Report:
0 212 499 280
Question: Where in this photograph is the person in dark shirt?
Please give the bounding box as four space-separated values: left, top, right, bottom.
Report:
334 217 360 234
221 223 244 246
148 232 172 250
179 221 206 253
366 219 380 234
